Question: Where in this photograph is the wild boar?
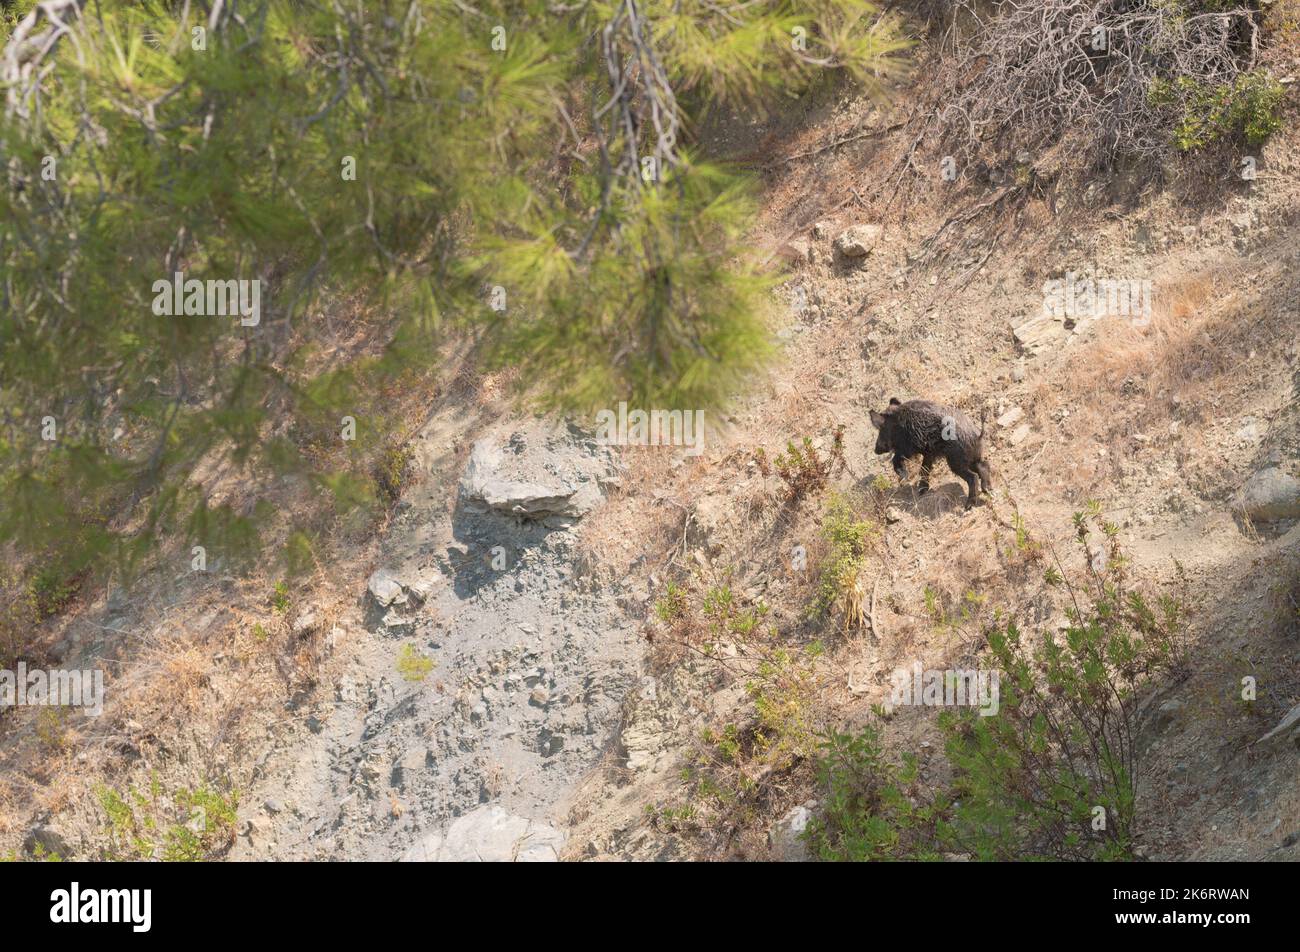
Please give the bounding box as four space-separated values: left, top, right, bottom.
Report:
869 397 992 509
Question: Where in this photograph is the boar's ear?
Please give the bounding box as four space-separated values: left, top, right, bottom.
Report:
869 410 886 429
888 397 902 407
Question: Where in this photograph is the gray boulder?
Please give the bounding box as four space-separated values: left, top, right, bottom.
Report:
1233 467 1300 522
367 569 406 607
769 804 814 862
833 224 882 258
24 822 72 859
1256 702 1300 748
458 425 612 519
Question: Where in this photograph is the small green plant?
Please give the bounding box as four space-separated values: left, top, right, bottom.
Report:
646 801 698 833
699 578 769 647
764 427 846 502
745 643 824 767
373 442 414 508
808 492 878 630
98 778 239 861
396 643 435 682
1011 510 1040 556
654 581 690 624
251 622 269 642
35 707 69 752
921 585 990 635
26 566 82 619
9 842 63 863
271 580 291 614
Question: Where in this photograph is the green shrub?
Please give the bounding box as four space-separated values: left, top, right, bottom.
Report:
810 507 1186 861
373 442 414 508
942 508 1184 860
654 581 690 624
1149 70 1285 151
26 566 82 619
805 725 948 861
761 426 846 502
270 579 291 614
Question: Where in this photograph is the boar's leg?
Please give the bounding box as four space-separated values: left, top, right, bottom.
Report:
892 453 909 482
956 466 981 509
917 451 939 495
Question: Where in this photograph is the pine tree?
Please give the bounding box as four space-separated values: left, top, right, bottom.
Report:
0 1 909 580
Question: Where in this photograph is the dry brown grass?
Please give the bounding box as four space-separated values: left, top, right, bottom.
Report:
1045 254 1293 491
1064 273 1231 404
575 444 688 581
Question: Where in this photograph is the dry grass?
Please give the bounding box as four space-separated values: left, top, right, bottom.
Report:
1064 273 1234 404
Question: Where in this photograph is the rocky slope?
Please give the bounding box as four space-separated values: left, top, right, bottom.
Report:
227 417 642 860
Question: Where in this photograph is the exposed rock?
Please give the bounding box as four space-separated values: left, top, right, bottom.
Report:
1152 699 1183 733
459 426 613 519
367 570 406 607
381 610 414 635
996 407 1024 428
1255 702 1300 748
400 806 566 862
775 239 811 265
405 576 435 604
833 224 882 258
620 679 679 772
1008 423 1033 447
769 804 814 862
23 822 71 859
1233 467 1300 522
687 493 730 556
1012 312 1067 357
291 608 319 636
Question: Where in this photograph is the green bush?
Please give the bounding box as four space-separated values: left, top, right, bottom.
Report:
810 507 1186 861
760 427 846 502
26 566 81 619
1149 70 1285 151
373 442 414 509
805 725 948 861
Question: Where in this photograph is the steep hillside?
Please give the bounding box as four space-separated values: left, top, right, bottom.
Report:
2 2 1297 864
561 76 1300 861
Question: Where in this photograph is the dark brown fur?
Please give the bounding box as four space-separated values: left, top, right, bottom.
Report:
869 397 992 509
